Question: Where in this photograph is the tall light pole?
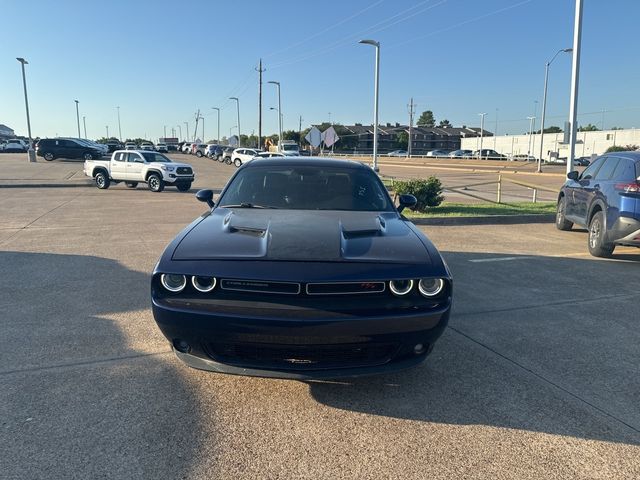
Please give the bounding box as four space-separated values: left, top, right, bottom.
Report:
478 113 487 159
16 57 35 162
567 0 583 175
184 122 189 143
116 106 122 141
106 125 109 138
537 48 573 172
212 107 220 143
267 81 282 150
201 116 205 142
177 124 182 142
163 125 167 140
359 39 380 172
229 97 241 147
527 116 536 157
82 116 87 139
74 100 81 138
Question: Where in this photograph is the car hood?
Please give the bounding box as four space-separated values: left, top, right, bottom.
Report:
149 162 192 169
172 209 432 264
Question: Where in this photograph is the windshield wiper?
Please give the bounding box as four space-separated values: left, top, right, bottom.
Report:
220 203 279 209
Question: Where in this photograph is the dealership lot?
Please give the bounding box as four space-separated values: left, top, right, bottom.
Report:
0 158 639 479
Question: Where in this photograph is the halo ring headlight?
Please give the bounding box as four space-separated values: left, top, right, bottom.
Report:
418 278 445 297
191 276 217 292
161 274 187 292
389 279 414 296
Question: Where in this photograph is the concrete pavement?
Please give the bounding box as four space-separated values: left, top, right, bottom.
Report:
0 180 638 479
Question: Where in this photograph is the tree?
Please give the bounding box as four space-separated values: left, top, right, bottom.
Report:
438 119 451 127
395 131 408 149
535 126 563 134
417 110 435 127
578 124 599 132
606 144 638 153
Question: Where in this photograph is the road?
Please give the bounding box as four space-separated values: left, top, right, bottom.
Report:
0 159 638 479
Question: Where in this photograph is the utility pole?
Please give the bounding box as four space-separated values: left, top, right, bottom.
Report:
184 122 189 143
74 100 81 138
256 59 265 150
82 116 87 139
567 0 583 175
478 113 487 159
299 115 303 148
116 106 122 141
408 97 415 157
106 125 109 138
16 58 35 162
193 109 200 141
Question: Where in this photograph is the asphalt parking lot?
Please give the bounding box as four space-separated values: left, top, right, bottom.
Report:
1 156 639 479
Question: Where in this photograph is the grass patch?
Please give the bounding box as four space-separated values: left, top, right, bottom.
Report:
403 201 556 218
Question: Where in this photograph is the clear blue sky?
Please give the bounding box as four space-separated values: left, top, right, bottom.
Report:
2 0 639 141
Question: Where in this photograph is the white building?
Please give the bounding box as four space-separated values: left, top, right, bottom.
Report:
461 128 640 160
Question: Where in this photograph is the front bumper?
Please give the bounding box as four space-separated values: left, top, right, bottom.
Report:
163 174 194 184
151 296 450 379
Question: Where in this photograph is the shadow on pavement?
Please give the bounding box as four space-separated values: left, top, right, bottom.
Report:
309 251 640 447
0 252 210 479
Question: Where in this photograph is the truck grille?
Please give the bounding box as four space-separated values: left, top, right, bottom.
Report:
206 342 398 370
177 167 192 175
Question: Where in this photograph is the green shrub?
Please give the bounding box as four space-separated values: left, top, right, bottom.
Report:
394 176 444 212
605 145 638 153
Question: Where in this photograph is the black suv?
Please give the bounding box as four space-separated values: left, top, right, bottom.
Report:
36 138 103 161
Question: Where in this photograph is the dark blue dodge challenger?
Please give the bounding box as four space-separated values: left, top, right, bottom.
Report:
151 158 452 379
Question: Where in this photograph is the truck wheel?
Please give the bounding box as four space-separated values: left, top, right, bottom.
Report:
147 173 164 192
588 211 614 258
44 152 55 161
176 182 191 192
125 182 138 188
95 171 110 189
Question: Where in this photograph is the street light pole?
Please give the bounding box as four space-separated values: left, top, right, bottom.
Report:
177 124 182 142
359 39 380 172
116 106 122 141
184 122 189 143
212 107 220 143
527 116 536 157
567 0 583 175
16 57 36 162
267 81 282 151
106 125 109 138
74 100 81 138
230 97 241 147
83 116 87 139
164 125 167 140
537 48 573 172
478 113 487 159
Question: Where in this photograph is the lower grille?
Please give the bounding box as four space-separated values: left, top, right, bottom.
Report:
206 342 398 370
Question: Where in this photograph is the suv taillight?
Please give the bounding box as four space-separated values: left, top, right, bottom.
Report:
614 182 640 193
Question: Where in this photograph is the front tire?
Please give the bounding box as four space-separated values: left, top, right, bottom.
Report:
225 157 232 165
95 171 110 189
176 182 191 192
125 182 138 188
588 211 614 258
44 152 55 161
555 197 573 231
147 173 164 192
233 158 242 168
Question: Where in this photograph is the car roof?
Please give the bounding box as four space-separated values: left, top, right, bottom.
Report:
606 151 640 161
241 156 371 170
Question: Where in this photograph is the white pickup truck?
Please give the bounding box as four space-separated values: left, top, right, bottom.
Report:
84 149 195 192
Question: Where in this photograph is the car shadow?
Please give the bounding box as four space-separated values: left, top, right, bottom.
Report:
0 251 211 478
308 251 640 446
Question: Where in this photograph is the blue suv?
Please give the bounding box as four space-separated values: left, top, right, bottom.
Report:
556 151 640 257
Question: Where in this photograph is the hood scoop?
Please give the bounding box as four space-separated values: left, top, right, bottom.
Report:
340 215 386 239
223 211 269 237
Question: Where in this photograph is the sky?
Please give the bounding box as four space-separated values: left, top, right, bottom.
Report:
1 0 639 142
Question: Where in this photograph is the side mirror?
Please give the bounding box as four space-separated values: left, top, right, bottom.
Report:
196 189 215 208
398 194 417 213
567 171 579 181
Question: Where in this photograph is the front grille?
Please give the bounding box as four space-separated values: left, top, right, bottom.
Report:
220 279 300 295
306 281 385 295
177 166 192 175
206 342 398 370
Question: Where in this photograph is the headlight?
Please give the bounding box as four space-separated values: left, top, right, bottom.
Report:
161 165 175 172
191 276 217 292
389 279 414 296
160 274 186 292
418 278 445 297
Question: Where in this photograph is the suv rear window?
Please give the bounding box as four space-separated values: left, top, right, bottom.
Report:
594 157 620 180
611 158 638 182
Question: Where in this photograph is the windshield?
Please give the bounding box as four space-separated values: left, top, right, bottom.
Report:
141 152 171 163
218 165 394 211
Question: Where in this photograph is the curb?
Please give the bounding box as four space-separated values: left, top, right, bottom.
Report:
0 182 93 189
409 214 555 226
